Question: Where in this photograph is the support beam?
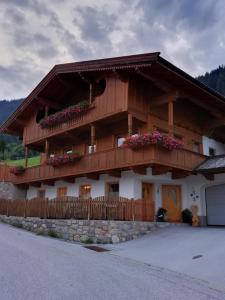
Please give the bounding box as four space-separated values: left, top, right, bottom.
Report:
203 173 214 181
45 140 49 158
89 83 93 104
132 166 147 175
152 165 172 175
43 181 55 186
64 177 75 183
168 99 174 137
128 113 133 136
172 170 190 180
90 124 96 147
107 170 121 178
86 173 99 180
30 182 41 188
24 146 28 168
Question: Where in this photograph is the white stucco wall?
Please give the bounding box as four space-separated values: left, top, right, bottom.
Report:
26 168 225 219
202 136 225 156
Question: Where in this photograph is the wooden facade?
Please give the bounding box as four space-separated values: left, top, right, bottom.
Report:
1 52 225 186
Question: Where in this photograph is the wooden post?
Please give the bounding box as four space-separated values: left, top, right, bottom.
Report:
89 83 93 105
87 198 91 220
168 99 174 137
45 140 49 159
90 124 96 153
132 198 135 221
24 146 28 168
128 113 133 136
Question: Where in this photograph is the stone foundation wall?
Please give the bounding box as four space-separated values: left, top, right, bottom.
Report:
0 215 162 243
0 182 26 199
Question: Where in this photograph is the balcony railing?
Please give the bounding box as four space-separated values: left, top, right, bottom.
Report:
5 146 205 185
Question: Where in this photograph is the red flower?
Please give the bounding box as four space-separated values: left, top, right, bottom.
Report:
46 152 82 167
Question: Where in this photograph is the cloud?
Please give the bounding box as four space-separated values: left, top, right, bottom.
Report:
0 0 225 99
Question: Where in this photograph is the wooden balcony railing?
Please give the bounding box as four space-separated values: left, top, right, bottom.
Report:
0 196 154 221
4 146 205 185
23 101 128 145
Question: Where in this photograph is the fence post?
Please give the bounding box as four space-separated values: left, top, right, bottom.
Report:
132 198 135 221
24 199 27 218
6 199 9 217
87 198 91 220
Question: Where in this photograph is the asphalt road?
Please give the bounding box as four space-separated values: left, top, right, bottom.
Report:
0 223 224 300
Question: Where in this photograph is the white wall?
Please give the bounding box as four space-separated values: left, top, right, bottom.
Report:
27 168 225 218
202 136 225 156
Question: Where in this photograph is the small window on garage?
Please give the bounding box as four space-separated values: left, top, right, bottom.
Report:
209 147 216 156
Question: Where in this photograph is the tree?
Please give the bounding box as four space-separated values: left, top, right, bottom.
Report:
0 140 6 160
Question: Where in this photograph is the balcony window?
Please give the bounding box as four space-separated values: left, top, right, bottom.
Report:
87 144 96 154
116 136 125 147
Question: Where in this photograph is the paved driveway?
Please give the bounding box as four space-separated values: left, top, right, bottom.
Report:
111 226 225 290
0 223 224 300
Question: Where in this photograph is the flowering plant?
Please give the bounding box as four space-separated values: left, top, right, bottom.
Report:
122 131 183 150
46 151 82 167
39 100 89 129
10 165 25 175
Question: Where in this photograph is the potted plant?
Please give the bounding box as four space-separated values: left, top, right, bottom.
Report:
182 208 193 224
39 100 90 129
46 151 82 167
156 207 168 222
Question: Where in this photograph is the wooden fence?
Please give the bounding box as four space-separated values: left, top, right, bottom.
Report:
0 196 155 221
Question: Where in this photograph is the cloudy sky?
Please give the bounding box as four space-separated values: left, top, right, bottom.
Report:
0 0 224 99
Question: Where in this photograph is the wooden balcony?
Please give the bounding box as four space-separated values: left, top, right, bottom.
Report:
7 146 205 185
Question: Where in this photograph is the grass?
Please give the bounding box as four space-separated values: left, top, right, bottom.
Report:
6 156 40 167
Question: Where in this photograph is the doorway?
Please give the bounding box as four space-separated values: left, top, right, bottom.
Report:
162 185 182 222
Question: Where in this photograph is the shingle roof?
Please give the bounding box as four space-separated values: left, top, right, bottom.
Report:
195 155 225 173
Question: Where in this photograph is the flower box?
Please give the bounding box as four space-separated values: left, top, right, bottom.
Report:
121 131 183 151
10 166 26 175
39 100 90 129
46 152 82 167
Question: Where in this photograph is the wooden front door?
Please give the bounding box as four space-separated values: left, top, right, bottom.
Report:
142 183 155 221
162 185 182 222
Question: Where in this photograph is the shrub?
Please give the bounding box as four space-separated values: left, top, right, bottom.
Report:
182 209 193 224
47 230 59 238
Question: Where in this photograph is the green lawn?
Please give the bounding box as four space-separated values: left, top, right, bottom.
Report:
6 156 40 167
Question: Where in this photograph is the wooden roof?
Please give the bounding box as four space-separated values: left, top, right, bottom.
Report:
1 52 225 136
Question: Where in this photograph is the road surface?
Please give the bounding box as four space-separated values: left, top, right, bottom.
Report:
0 223 224 300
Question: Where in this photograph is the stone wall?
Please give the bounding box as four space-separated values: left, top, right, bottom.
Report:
0 182 26 199
0 215 162 243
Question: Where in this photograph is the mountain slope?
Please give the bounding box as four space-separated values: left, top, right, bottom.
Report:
197 65 225 96
0 99 23 125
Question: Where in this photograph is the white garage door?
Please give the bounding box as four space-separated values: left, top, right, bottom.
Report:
206 184 225 225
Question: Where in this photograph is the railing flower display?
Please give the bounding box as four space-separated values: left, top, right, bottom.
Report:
122 131 183 150
10 165 26 175
46 152 82 167
39 100 90 129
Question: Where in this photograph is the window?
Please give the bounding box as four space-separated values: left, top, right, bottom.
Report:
107 183 119 198
116 136 125 147
87 144 96 154
57 187 67 198
66 149 73 154
80 185 91 199
37 189 45 199
209 147 216 156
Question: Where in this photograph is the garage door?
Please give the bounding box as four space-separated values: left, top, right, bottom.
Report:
206 184 225 225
